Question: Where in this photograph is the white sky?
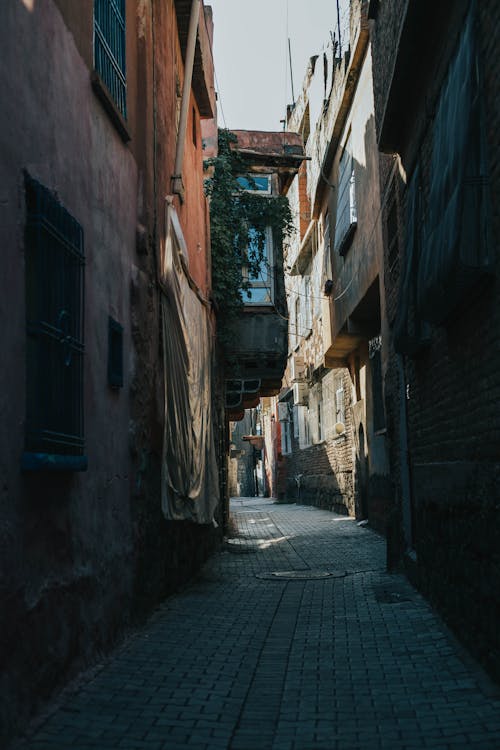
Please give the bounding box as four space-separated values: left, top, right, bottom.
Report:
207 0 341 132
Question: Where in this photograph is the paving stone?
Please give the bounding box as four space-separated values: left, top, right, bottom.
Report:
14 497 500 750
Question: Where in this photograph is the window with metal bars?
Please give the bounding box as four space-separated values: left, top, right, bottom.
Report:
280 419 292 455
335 379 345 429
94 0 127 120
22 175 86 471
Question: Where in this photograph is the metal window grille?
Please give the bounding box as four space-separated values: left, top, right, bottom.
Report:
301 275 312 333
94 0 127 119
281 420 292 455
293 405 300 438
295 294 301 346
24 175 85 463
335 385 345 426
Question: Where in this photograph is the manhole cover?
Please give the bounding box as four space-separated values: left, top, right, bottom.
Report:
256 570 346 581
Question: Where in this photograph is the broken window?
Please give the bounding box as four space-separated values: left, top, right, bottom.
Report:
236 175 271 194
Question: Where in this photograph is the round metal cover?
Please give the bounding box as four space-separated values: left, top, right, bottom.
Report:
256 570 345 581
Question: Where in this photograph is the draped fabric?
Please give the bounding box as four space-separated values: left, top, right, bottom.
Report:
416 6 491 324
159 203 219 524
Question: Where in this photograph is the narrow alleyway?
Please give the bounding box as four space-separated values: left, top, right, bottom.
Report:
15 499 500 750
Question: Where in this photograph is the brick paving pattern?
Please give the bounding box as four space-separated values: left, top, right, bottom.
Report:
15 498 500 749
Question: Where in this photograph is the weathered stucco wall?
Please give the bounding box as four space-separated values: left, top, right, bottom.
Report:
0 1 138 739
0 1 221 744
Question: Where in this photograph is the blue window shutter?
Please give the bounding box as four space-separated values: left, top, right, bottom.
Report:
94 0 127 119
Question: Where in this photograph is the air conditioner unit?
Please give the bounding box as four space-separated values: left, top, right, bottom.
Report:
290 355 305 383
277 402 289 422
293 382 308 406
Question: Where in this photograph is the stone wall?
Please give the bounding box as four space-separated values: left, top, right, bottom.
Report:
282 369 356 515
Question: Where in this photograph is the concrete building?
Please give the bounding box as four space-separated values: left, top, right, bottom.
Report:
0 0 221 742
370 0 500 680
275 0 390 528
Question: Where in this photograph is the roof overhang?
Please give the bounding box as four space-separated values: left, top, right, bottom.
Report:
175 0 216 118
378 0 469 154
229 130 306 194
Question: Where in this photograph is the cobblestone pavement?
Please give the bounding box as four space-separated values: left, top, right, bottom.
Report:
16 498 500 750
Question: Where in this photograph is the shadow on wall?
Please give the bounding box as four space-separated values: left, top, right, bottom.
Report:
131 450 223 619
355 423 368 518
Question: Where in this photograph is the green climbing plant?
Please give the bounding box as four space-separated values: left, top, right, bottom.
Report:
204 129 294 350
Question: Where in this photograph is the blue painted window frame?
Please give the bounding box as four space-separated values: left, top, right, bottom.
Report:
94 0 127 120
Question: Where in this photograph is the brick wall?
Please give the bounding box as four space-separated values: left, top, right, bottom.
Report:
282 368 355 515
371 0 500 681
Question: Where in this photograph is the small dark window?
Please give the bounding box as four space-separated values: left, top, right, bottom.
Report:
23 175 86 471
108 317 124 388
94 0 127 119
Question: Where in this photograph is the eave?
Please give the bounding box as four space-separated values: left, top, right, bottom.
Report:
175 0 216 118
229 130 306 194
311 18 370 216
378 0 469 154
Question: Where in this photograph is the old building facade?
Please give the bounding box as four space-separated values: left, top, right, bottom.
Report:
370 0 500 680
0 0 222 742
218 129 305 511
273 0 390 529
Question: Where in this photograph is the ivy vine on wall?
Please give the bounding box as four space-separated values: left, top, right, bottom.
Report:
204 129 293 350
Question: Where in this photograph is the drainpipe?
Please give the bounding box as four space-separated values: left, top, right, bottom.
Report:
172 0 201 202
397 353 413 550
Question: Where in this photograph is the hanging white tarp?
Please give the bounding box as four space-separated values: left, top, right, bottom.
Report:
159 201 219 524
